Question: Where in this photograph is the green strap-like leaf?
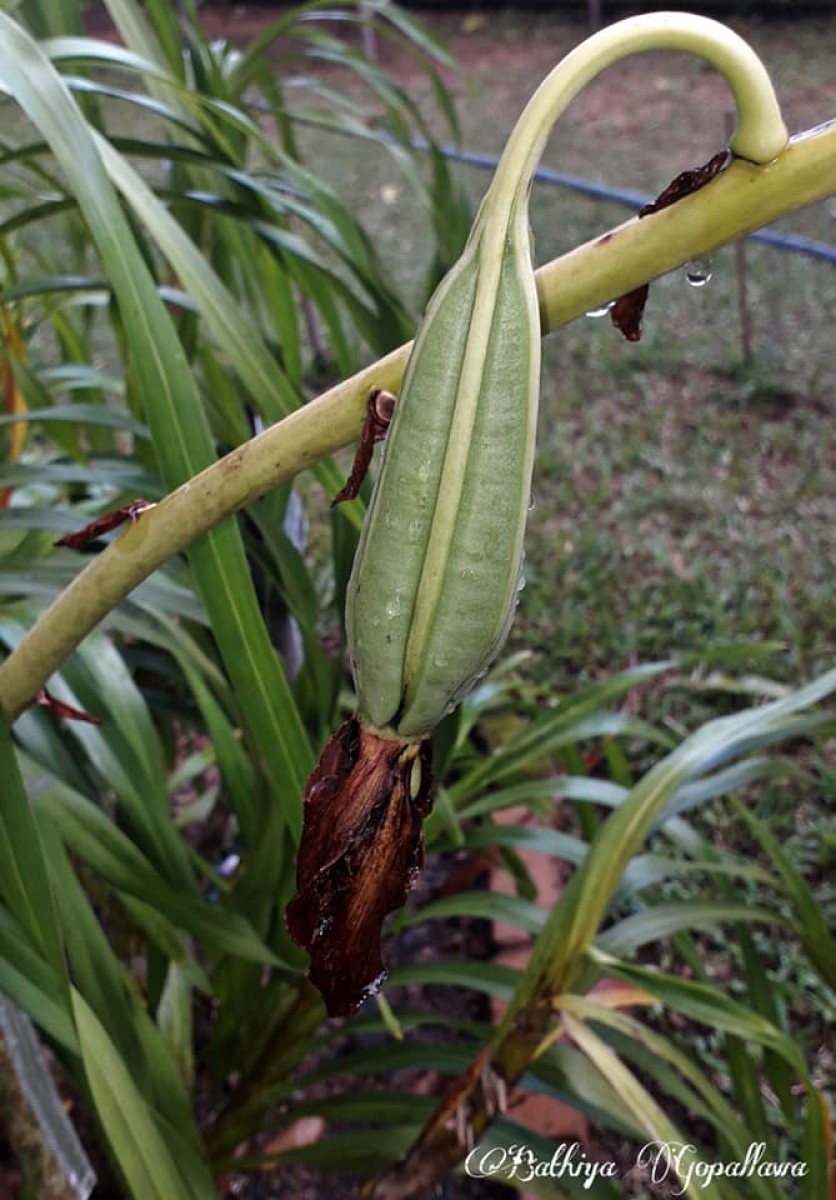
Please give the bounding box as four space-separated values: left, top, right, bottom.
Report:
0 12 313 825
27 761 281 966
557 997 780 1200
730 796 836 990
0 721 68 999
563 1012 724 1200
598 958 808 1078
71 990 204 1200
799 1086 832 1200
599 902 785 957
0 935 77 1052
508 667 836 1017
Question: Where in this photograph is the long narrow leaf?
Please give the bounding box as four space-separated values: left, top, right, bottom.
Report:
557 996 781 1200
0 14 314 827
596 957 809 1078
71 991 201 1200
730 795 836 989
562 1013 720 1200
28 763 280 965
0 905 77 1052
508 668 836 1015
599 902 784 957
0 721 68 995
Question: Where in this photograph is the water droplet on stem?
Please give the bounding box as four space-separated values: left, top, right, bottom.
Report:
586 300 615 318
684 257 712 288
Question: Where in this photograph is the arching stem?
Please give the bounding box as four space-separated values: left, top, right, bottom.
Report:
477 10 787 248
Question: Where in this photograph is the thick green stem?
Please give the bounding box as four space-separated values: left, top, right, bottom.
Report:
0 121 834 724
481 10 787 242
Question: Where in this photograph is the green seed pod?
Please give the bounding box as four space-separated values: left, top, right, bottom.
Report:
292 13 787 1016
346 201 539 738
346 12 786 741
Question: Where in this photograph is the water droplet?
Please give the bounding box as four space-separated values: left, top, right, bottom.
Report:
383 507 395 529
459 566 478 580
408 518 422 537
417 459 431 482
684 257 712 288
385 591 401 618
360 971 385 1003
586 300 614 318
432 654 449 669
527 493 536 513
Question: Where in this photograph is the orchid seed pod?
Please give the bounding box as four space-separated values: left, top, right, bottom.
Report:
288 12 787 1015
346 10 786 741
345 210 539 738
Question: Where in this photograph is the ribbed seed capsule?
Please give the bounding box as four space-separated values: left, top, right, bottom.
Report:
289 14 787 1016
289 206 540 1014
346 200 540 739
345 14 787 742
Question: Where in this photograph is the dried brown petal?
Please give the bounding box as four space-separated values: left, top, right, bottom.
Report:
286 715 433 1016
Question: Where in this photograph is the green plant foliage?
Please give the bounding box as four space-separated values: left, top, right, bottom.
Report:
0 3 832 1198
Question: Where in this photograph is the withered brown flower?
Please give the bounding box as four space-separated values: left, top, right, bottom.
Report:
286 716 433 1016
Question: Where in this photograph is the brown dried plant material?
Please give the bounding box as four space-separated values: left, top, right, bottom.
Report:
35 687 101 724
0 312 28 510
56 499 155 550
609 283 649 342
637 148 731 219
368 1046 510 1200
331 387 397 507
610 148 730 342
286 716 433 1016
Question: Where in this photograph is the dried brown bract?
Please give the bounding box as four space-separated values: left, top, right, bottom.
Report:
56 499 155 550
368 1046 510 1199
637 148 731 219
609 283 650 342
286 716 433 1016
331 388 397 507
611 148 730 342
36 687 101 724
